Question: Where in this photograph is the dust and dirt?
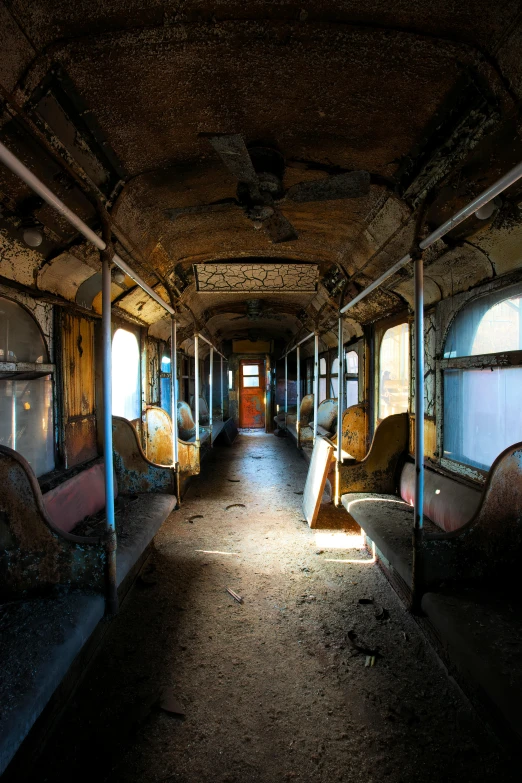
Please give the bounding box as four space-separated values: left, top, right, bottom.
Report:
29 432 518 783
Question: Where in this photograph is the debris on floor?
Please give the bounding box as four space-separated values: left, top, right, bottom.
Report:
226 588 244 604
158 688 185 718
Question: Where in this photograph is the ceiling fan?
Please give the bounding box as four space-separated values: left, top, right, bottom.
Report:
229 299 286 322
165 134 371 243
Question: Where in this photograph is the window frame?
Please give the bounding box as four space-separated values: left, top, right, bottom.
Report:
344 341 361 408
436 282 522 483
374 313 410 426
0 295 56 477
111 325 142 422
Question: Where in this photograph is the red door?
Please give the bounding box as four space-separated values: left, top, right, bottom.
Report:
239 360 265 428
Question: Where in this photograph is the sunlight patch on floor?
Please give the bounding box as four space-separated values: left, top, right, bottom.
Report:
314 531 365 549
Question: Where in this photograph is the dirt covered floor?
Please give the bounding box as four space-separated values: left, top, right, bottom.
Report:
30 432 518 783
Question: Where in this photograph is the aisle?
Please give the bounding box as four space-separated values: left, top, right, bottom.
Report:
32 432 516 783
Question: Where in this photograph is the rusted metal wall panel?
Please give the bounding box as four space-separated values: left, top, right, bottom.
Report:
60 312 97 468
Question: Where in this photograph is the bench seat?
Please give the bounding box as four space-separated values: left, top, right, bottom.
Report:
339 415 522 594
421 588 522 746
0 437 177 776
0 592 105 775
341 493 440 586
114 494 176 586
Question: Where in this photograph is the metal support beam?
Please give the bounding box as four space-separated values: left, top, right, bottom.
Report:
412 252 425 608
340 254 411 315
0 140 175 316
220 355 224 420
313 333 319 443
281 330 315 359
419 160 522 248
102 252 118 615
340 159 522 316
171 318 179 467
335 313 344 506
296 345 301 448
197 332 226 359
209 347 214 444
194 334 200 445
284 353 288 428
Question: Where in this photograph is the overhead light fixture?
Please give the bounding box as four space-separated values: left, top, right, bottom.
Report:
22 226 43 247
475 197 502 221
112 267 126 285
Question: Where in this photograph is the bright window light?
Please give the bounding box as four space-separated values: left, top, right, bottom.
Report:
112 328 140 420
228 370 233 390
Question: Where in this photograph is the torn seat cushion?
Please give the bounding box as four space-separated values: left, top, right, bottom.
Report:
43 462 118 534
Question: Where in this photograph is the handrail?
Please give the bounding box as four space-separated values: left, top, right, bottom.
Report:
0 140 175 316
341 159 522 315
196 331 227 359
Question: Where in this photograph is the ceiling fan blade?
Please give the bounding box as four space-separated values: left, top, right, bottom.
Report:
165 198 239 221
285 170 371 203
262 209 298 243
201 133 259 187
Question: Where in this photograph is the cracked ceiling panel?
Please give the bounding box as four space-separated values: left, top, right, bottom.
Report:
195 263 318 292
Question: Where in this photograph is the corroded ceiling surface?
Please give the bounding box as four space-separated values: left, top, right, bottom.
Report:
0 1 521 345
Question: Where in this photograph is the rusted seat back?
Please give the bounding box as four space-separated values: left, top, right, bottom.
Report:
338 404 368 461
0 445 105 599
338 413 409 495
145 407 174 465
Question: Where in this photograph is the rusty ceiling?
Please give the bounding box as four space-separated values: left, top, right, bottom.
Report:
0 1 522 348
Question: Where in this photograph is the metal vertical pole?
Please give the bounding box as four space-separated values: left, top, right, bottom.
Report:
209 347 214 444
102 253 118 615
313 332 319 443
194 334 200 444
296 345 301 447
335 313 345 505
284 353 288 428
220 355 224 419
171 317 180 504
170 318 179 466
412 252 425 608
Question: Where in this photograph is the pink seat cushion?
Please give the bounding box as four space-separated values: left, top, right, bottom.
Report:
400 463 481 533
43 462 118 534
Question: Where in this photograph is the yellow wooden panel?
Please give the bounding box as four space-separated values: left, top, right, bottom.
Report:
408 415 437 459
61 313 95 418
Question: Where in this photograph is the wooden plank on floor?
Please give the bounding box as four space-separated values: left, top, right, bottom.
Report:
302 436 335 528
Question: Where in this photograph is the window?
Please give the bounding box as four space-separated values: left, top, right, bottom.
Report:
442 288 522 471
160 353 173 417
242 364 260 388
112 328 140 420
345 350 359 408
0 296 48 363
319 355 327 402
0 376 54 477
0 297 54 476
378 323 409 419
